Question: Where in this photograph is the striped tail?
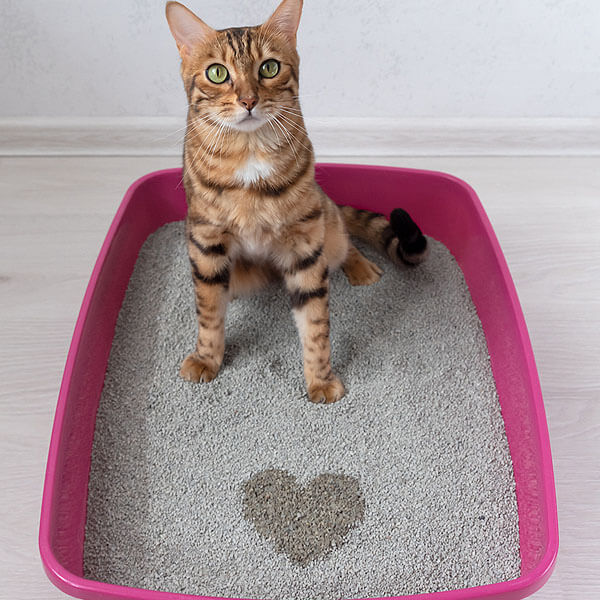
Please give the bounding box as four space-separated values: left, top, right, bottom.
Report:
339 206 429 267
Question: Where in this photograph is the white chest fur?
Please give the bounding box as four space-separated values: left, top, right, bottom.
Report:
233 154 274 186
238 235 271 260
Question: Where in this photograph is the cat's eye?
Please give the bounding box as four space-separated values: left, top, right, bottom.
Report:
206 64 229 84
259 59 280 79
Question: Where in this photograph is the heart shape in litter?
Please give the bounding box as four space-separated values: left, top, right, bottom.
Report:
242 468 365 566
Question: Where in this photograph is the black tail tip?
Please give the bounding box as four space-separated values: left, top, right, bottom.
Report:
389 208 428 265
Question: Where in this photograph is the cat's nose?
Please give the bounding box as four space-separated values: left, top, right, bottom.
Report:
239 96 258 112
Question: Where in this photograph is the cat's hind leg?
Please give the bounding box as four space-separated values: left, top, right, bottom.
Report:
341 244 383 286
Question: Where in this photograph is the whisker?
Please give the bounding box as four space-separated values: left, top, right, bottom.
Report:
266 104 329 123
275 114 313 153
275 108 306 120
291 93 326 99
177 119 220 187
216 121 230 172
273 105 329 123
271 116 300 169
271 104 303 114
205 121 229 181
275 113 312 160
162 114 212 139
265 116 282 148
201 123 222 176
180 119 214 150
147 118 206 144
151 126 187 142
275 111 304 130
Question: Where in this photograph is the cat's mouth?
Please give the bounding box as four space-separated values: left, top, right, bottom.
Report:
231 111 266 132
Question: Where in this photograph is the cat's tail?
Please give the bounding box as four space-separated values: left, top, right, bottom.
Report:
339 206 429 267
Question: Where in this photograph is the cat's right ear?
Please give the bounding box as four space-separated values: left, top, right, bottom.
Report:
165 1 214 58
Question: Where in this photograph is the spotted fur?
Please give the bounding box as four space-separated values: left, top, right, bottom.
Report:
166 0 428 403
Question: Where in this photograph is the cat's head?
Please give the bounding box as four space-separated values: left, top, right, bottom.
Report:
166 0 303 133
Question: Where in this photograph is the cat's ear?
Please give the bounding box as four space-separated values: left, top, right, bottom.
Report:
165 1 215 58
264 0 303 45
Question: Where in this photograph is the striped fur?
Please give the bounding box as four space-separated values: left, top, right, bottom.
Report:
166 0 428 403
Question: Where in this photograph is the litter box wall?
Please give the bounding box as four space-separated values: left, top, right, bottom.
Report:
39 164 558 600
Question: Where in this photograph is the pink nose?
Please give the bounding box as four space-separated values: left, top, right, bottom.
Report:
239 96 258 112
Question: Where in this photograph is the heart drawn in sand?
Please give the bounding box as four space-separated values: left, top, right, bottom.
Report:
242 468 365 566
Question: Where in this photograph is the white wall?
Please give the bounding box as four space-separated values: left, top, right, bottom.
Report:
2 0 599 155
2 0 600 120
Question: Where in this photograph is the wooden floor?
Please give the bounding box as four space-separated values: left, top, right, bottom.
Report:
1 156 598 599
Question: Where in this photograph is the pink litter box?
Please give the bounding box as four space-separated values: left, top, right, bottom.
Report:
39 163 558 600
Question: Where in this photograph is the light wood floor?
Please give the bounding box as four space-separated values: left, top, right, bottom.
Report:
1 156 598 599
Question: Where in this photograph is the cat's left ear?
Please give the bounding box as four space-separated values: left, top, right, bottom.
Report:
264 0 303 45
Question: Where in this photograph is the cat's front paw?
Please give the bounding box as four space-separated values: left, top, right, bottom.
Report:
307 375 345 404
180 353 220 383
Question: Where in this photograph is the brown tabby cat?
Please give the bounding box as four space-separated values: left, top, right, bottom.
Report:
165 0 428 404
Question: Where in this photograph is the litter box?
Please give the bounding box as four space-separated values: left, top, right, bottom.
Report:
39 163 558 600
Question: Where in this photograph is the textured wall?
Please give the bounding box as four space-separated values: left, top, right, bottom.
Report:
1 0 599 119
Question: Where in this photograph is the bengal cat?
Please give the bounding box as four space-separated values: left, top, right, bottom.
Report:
165 0 428 404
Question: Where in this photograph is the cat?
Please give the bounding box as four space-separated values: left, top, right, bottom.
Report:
165 0 428 404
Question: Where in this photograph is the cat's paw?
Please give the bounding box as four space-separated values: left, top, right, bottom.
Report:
180 353 220 383
343 257 383 286
342 247 383 286
307 375 345 404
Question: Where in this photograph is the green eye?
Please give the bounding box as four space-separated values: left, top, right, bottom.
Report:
259 59 280 79
206 64 229 84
